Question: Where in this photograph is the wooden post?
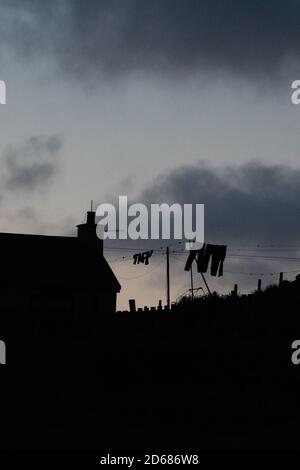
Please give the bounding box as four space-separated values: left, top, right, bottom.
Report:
129 299 136 313
233 283 238 297
257 279 262 292
279 272 283 285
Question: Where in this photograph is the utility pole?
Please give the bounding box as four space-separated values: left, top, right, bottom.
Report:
166 246 170 310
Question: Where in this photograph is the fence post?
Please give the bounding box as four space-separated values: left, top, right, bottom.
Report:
129 299 136 313
232 284 238 297
279 272 283 285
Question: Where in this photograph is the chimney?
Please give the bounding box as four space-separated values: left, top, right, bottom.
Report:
77 210 103 256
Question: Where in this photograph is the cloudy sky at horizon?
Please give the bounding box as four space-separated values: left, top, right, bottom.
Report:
1 0 300 308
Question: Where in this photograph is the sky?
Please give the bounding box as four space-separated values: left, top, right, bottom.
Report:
1 1 300 309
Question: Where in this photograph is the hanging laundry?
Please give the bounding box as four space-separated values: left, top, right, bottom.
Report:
209 244 226 277
184 244 227 277
184 243 206 271
196 243 208 273
184 249 197 271
201 244 226 276
133 250 153 265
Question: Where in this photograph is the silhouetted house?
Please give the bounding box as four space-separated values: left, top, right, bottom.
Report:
0 211 121 332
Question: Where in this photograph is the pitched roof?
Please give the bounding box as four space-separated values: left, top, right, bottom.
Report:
0 232 121 292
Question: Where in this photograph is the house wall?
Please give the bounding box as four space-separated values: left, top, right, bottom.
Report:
0 286 118 337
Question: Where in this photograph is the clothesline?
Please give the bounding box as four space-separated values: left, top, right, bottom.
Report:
105 241 300 280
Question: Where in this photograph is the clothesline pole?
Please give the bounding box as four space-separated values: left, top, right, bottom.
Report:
190 263 194 300
201 272 211 295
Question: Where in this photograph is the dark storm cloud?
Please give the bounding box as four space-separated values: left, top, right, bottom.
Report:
1 0 300 80
140 162 300 245
3 135 62 192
